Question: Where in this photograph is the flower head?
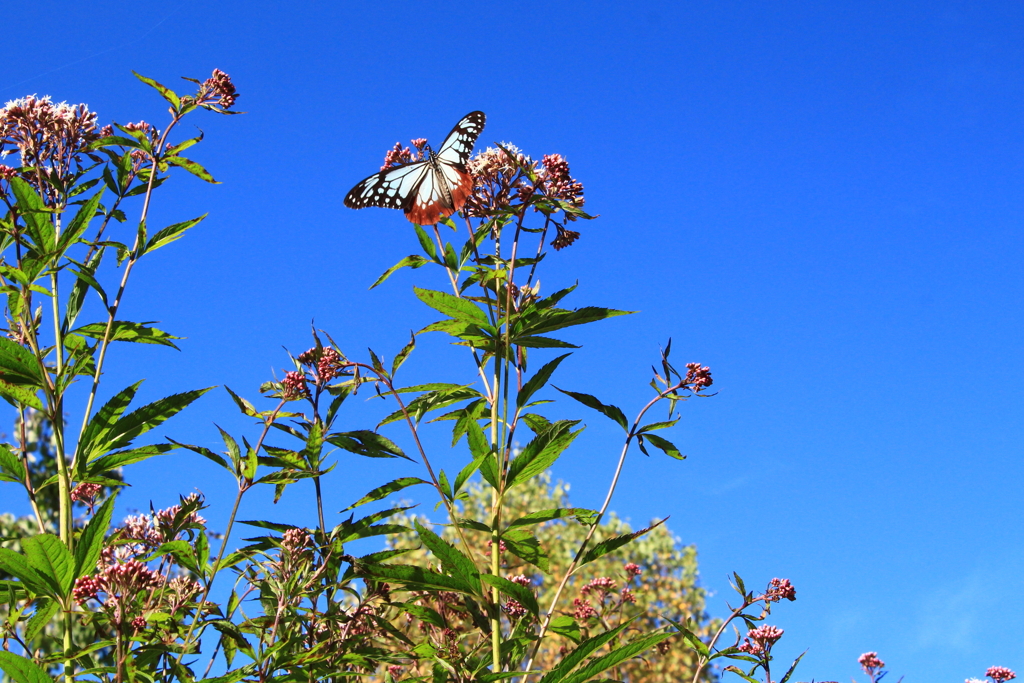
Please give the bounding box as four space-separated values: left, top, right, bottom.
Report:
859 652 885 676
987 667 1017 683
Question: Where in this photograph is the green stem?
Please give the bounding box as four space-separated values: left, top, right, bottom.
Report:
523 379 686 678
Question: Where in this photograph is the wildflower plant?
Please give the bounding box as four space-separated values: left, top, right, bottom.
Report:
0 70 803 683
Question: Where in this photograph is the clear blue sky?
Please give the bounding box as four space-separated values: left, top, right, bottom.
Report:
3 1 1023 680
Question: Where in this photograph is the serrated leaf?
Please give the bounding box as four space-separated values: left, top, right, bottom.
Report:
24 598 58 641
548 615 582 643
22 534 73 596
517 353 570 410
561 632 673 683
638 432 683 460
0 443 26 483
0 651 52 683
73 320 182 348
74 493 116 580
354 562 476 595
414 287 492 328
415 521 480 594
165 155 218 183
9 178 54 252
502 530 550 573
481 574 538 617
539 622 631 683
0 549 49 595
370 255 429 289
414 224 438 261
580 519 666 566
555 387 629 431
506 420 582 489
342 477 429 512
144 214 206 253
0 337 43 385
132 71 181 108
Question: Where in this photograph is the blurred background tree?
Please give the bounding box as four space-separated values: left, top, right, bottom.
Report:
379 472 719 683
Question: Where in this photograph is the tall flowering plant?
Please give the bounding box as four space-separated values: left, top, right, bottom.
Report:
0 71 238 682
0 77 799 683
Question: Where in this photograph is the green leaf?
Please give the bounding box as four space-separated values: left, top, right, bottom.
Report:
82 387 212 464
414 224 438 261
580 519 666 566
354 562 477 595
58 188 105 254
326 430 409 460
517 353 571 410
24 598 58 641
665 617 710 658
0 549 50 596
414 287 492 328
0 443 26 483
507 508 596 528
74 493 116 580
454 425 490 495
9 178 54 252
343 477 429 511
391 331 416 377
0 380 43 410
518 306 632 337
22 534 74 596
555 387 629 431
506 420 582 489
0 337 43 385
538 622 632 683
548 615 582 643
144 214 206 254
0 651 52 683
132 71 181 108
73 320 182 348
415 521 481 594
370 255 429 289
638 432 683 460
165 155 218 183
481 574 538 617
76 381 143 466
515 335 580 349
561 632 674 683
502 529 550 573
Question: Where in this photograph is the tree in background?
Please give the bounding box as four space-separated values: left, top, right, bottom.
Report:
382 472 719 683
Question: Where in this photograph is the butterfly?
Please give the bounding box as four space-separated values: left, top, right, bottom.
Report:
344 111 486 225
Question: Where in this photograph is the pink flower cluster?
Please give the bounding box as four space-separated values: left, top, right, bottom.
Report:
987 667 1017 683
859 652 885 676
73 559 162 606
199 69 238 109
71 482 102 504
580 576 617 597
503 574 533 619
0 95 100 187
282 370 310 399
297 346 347 384
624 562 642 576
738 624 784 656
765 577 796 602
573 597 597 620
684 362 713 392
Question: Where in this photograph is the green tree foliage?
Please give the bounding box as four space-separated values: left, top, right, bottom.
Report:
383 472 719 683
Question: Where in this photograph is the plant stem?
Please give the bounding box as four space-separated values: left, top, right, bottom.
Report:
523 380 686 678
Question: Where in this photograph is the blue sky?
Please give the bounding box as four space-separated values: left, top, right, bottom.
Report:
3 1 1023 680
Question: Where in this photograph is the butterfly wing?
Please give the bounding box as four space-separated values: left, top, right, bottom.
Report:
344 111 486 225
343 161 431 212
436 111 486 167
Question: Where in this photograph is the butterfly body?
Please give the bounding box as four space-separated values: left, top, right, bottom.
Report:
344 111 486 225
